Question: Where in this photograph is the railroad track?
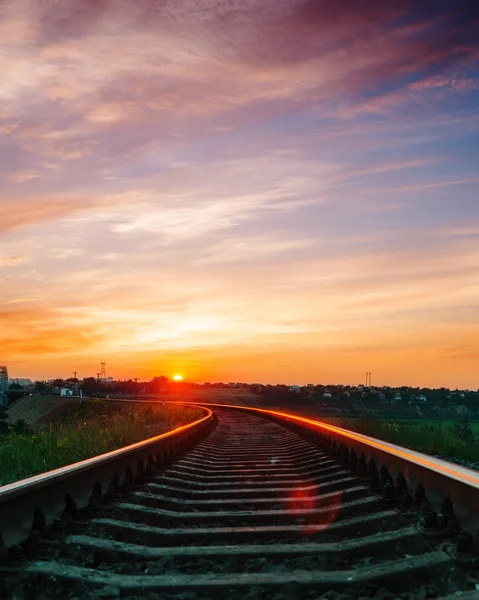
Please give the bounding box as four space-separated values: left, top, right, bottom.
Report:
1 404 479 599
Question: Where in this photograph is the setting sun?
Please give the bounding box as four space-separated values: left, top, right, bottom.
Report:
173 374 183 382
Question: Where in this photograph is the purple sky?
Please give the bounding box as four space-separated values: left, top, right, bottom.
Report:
1 0 478 387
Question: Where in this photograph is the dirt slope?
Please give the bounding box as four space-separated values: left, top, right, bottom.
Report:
6 395 80 427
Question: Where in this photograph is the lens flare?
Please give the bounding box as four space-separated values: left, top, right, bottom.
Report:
286 481 342 536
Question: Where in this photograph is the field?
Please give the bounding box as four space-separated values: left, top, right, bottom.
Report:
3 388 477 486
164 387 257 406
313 415 479 465
0 400 203 487
168 393 479 465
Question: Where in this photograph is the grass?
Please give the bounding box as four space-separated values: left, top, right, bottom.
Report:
318 416 479 464
243 400 479 464
0 401 204 486
244 398 479 464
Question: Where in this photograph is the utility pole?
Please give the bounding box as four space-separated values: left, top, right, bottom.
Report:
96 373 100 382
134 378 138 400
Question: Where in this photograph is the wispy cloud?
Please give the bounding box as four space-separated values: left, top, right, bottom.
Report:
1 0 478 387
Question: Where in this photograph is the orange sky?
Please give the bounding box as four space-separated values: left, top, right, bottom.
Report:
1 1 478 389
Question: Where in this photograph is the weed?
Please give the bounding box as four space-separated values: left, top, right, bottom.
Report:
0 402 203 486
320 415 479 463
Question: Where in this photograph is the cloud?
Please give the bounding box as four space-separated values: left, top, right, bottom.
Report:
365 176 479 194
0 0 478 387
0 255 25 267
0 196 96 234
9 170 39 183
340 72 479 117
195 235 314 264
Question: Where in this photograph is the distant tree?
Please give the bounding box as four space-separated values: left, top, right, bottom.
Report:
112 379 137 395
0 407 9 436
9 383 23 391
7 389 25 403
81 377 104 398
34 381 48 394
147 376 169 394
453 408 474 442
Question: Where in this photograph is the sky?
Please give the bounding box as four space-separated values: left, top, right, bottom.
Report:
1 0 479 388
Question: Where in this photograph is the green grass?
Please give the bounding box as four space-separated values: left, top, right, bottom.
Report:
0 401 203 486
249 401 479 463
318 416 479 463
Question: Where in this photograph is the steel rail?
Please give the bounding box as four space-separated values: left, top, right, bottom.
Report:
0 405 214 547
1 401 477 598
182 402 479 532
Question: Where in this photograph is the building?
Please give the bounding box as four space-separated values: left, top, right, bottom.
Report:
290 385 301 393
9 378 33 388
0 366 9 407
61 386 74 397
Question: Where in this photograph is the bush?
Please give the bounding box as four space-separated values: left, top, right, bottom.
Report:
452 417 474 443
12 419 34 436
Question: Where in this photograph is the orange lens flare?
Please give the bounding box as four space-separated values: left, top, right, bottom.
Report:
285 482 342 536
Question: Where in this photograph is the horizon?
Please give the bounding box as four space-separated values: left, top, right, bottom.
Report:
1 1 478 389
5 370 476 392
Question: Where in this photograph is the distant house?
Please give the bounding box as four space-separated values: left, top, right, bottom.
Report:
290 385 301 393
9 378 33 388
61 386 74 397
417 394 427 402
358 385 364 391
378 392 386 401
323 391 332 398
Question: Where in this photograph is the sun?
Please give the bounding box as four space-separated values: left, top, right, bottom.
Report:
173 374 183 382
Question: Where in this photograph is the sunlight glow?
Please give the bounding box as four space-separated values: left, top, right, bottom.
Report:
173 374 183 382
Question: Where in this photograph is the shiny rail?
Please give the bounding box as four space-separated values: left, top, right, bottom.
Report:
0 405 214 547
183 402 479 533
2 402 479 599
